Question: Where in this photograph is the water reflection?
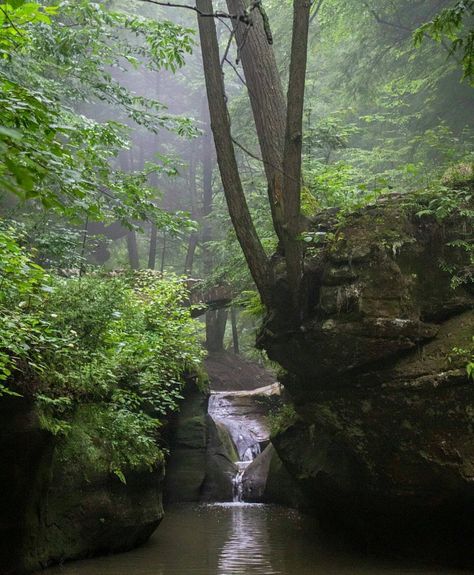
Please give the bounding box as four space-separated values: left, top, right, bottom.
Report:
37 504 467 575
217 505 274 574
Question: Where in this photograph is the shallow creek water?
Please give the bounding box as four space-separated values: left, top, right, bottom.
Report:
39 503 465 575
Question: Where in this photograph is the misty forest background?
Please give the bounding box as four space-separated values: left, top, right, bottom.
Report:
0 0 473 480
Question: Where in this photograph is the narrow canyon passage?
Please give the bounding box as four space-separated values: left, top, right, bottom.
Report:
36 368 470 575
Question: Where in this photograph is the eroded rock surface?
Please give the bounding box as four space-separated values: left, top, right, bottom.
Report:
0 397 164 574
260 194 474 564
164 361 285 504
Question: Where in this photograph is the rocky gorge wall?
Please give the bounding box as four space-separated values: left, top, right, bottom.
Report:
0 396 164 575
260 192 474 564
0 352 286 574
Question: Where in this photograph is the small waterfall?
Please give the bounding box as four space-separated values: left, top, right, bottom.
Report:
208 386 279 503
232 460 254 502
232 441 262 502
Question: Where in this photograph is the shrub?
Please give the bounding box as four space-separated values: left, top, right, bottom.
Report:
0 229 205 480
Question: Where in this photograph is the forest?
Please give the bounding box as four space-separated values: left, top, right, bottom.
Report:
0 1 473 574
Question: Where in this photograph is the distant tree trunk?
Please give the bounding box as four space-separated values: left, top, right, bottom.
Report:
206 308 228 353
230 306 240 355
201 121 214 275
184 233 198 276
184 149 199 276
196 0 273 307
149 76 161 272
148 223 158 269
127 231 140 269
160 231 167 273
226 0 287 243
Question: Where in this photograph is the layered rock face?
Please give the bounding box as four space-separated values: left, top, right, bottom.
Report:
164 387 240 503
260 195 474 563
0 397 164 574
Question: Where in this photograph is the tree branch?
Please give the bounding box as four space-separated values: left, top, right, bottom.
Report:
224 56 247 86
363 3 412 33
232 137 299 183
137 0 257 24
309 0 325 24
364 2 462 61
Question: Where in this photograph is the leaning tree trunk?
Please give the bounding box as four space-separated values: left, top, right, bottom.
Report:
282 0 311 307
196 0 273 307
225 0 287 243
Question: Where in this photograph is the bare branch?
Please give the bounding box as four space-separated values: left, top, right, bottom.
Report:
137 0 257 24
363 2 461 62
221 27 236 67
232 137 299 184
231 137 264 164
224 57 247 87
309 0 325 24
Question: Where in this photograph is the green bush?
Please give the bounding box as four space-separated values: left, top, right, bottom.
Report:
0 229 205 480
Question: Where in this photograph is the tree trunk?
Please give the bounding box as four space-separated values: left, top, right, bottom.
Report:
201 121 214 275
184 233 198 276
206 308 228 353
184 146 199 276
230 306 240 355
148 223 158 269
282 0 311 307
225 0 287 243
160 232 167 273
126 231 140 270
196 0 273 307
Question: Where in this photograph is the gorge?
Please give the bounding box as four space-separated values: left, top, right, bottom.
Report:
1 0 473 573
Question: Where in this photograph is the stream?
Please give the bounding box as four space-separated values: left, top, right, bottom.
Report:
38 503 465 575
36 385 468 575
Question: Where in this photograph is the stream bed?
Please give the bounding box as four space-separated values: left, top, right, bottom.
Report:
38 503 465 575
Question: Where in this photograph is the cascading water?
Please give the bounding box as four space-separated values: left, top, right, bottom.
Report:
208 387 276 503
232 443 262 502
232 462 249 502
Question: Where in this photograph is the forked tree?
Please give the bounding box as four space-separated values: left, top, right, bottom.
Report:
140 0 312 313
196 0 311 312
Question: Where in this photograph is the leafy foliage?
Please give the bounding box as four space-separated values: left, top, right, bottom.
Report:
0 225 52 393
414 0 474 83
0 0 196 227
0 229 205 479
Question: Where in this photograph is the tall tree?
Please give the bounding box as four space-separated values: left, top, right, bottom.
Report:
196 0 274 306
197 0 311 311
225 0 287 243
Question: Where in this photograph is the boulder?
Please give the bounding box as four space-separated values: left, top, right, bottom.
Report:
201 417 238 501
242 444 305 506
